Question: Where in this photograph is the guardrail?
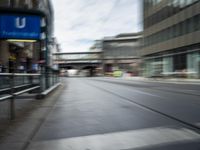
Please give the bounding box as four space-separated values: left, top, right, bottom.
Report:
0 72 59 120
0 73 41 120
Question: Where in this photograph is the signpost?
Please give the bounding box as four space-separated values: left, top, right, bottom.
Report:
0 14 41 40
0 12 50 89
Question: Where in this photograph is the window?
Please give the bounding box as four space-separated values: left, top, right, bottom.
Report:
144 14 200 47
179 0 187 9
194 15 200 31
144 0 199 28
172 24 177 38
173 53 187 71
187 18 194 33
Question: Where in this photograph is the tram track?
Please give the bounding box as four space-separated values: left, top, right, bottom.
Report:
86 80 200 135
92 78 200 97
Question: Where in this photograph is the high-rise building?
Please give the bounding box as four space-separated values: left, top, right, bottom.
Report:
142 0 200 78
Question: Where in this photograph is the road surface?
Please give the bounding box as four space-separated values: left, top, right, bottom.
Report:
25 77 200 150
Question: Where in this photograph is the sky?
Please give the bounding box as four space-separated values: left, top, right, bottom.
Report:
52 0 142 52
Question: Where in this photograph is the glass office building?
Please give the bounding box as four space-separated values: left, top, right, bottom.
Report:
142 0 200 78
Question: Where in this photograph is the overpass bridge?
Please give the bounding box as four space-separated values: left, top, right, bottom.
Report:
53 51 103 76
53 51 140 76
53 51 103 70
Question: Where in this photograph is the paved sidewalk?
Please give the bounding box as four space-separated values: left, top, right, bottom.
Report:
122 76 200 84
97 77 200 96
0 85 63 150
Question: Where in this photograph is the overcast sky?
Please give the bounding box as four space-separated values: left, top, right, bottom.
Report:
52 0 142 52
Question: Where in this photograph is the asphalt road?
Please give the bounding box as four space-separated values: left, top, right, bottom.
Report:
27 78 200 150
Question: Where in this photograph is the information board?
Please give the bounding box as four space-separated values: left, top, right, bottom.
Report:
0 14 41 40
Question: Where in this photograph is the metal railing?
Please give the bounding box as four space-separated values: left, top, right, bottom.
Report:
0 73 40 120
0 72 60 120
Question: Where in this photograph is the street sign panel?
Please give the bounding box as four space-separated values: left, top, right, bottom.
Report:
0 14 41 40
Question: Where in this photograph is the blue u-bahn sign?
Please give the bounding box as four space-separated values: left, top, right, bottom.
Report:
0 14 41 40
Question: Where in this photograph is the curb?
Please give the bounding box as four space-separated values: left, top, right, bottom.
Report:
36 83 61 99
115 77 200 85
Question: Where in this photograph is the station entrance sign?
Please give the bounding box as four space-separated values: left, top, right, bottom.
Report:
0 14 41 40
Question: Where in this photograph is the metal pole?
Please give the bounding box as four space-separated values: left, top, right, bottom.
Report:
101 49 105 76
10 74 15 120
45 20 49 89
39 40 45 92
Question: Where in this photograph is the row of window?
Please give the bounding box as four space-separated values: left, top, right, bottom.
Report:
144 0 199 28
144 0 164 7
104 48 138 58
144 14 200 47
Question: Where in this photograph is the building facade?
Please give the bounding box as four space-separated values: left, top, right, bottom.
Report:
102 33 142 76
142 0 200 78
0 0 54 73
50 37 61 70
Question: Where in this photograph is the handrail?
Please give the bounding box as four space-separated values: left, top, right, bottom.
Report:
0 73 12 76
14 86 40 96
0 95 12 102
0 73 41 76
0 73 41 120
0 72 59 120
0 84 32 92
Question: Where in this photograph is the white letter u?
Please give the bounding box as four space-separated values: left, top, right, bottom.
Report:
16 17 26 29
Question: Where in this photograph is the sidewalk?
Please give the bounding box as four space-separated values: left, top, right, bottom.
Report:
0 85 63 150
100 76 200 96
117 76 200 85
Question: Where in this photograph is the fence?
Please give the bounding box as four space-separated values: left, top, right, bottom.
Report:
0 72 59 120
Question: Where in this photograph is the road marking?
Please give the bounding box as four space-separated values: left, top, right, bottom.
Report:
93 79 164 99
130 89 164 98
28 127 200 150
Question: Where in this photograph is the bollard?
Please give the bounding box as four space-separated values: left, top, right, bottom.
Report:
10 97 15 120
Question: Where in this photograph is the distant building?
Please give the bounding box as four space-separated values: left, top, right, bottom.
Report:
50 37 61 70
90 40 103 52
102 32 142 76
142 0 200 78
0 0 54 72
